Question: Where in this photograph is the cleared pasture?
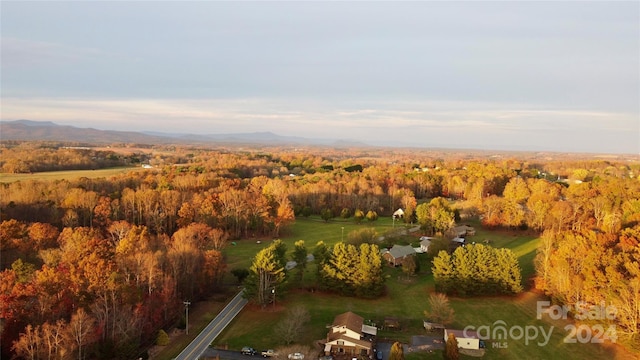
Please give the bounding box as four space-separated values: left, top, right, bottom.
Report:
0 166 143 183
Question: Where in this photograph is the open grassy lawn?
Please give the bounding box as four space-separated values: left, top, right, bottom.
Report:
0 166 142 183
175 217 636 360
223 216 411 278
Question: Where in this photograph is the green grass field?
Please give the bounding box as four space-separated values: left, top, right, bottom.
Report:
0 166 142 183
208 217 634 360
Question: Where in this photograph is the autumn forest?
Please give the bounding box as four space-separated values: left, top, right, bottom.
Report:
1 142 639 359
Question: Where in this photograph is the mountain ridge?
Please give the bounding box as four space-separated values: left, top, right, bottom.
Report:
0 120 368 147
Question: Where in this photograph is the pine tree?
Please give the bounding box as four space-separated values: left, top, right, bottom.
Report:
320 242 384 297
244 243 286 306
354 243 384 297
389 341 404 360
321 242 357 294
452 246 474 295
444 333 459 360
292 240 308 283
496 248 523 294
432 251 455 293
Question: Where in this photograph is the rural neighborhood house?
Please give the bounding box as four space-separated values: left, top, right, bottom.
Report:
381 244 416 267
323 312 376 357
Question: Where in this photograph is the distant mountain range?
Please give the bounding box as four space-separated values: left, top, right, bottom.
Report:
0 120 367 147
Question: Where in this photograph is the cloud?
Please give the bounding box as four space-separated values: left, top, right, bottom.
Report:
2 96 637 154
0 36 124 68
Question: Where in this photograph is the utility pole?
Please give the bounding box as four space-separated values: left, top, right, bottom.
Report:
183 301 191 335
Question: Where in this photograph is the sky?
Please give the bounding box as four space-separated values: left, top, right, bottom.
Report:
1 1 639 154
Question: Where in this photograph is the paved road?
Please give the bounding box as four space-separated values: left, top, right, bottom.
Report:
174 290 248 360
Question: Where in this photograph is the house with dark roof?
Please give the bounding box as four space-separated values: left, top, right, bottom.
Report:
452 225 476 238
381 244 416 266
323 312 374 357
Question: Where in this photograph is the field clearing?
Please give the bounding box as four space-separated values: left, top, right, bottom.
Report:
0 166 143 183
208 217 635 360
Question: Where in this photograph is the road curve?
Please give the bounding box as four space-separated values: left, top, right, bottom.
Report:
174 290 248 360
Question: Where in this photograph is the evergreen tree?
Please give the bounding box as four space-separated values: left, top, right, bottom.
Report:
313 240 330 286
292 240 308 283
432 251 455 293
495 248 523 293
271 239 288 269
156 329 169 346
244 243 286 306
444 333 459 360
452 246 474 295
231 268 250 284
320 208 333 222
320 242 384 297
389 341 404 360
433 244 522 296
354 243 384 297
321 242 358 294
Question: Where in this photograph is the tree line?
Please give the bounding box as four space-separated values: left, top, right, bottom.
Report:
432 244 523 296
0 143 148 173
2 220 227 359
243 239 385 308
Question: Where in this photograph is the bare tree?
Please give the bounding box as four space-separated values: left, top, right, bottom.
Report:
68 308 97 360
275 306 310 345
423 293 455 325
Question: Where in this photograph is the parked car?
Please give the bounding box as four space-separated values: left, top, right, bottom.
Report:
261 349 277 357
318 356 333 360
241 347 257 355
288 353 304 360
376 350 383 360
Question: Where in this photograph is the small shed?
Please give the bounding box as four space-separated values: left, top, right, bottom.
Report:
453 225 476 237
423 321 445 331
419 237 433 253
384 317 400 329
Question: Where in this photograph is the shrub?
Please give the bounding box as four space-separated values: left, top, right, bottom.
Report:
156 329 170 346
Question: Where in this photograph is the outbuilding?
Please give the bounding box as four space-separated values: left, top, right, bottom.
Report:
444 328 480 350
